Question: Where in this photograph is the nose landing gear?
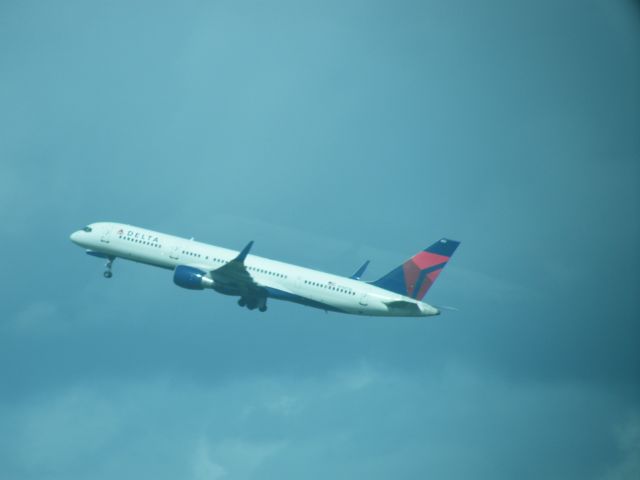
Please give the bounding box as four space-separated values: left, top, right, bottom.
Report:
103 256 115 278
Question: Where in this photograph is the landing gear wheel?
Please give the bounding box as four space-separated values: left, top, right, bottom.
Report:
103 256 115 279
238 298 246 307
257 297 268 312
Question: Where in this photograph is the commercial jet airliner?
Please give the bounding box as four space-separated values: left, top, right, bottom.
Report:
70 222 459 317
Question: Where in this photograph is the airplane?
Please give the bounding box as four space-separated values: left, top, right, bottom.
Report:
70 222 459 317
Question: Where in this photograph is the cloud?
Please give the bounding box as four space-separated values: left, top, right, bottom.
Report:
265 395 300 417
3 362 634 479
8 302 59 333
603 414 640 480
195 438 286 480
193 439 228 480
0 0 638 479
336 360 378 391
15 388 121 475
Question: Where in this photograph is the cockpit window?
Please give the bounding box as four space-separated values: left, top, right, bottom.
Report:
83 226 92 232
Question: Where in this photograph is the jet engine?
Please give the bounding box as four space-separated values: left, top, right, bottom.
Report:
173 265 214 290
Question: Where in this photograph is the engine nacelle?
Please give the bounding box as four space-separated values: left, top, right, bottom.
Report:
173 265 214 290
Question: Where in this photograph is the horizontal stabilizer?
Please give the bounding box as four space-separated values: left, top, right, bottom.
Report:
384 300 422 314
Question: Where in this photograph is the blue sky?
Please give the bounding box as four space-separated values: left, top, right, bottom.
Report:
1 1 639 478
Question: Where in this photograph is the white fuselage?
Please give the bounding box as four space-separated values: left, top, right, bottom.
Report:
70 222 440 317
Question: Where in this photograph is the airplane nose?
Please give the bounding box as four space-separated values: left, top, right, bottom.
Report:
70 231 81 244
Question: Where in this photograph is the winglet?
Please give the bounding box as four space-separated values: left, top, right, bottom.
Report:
235 241 254 263
350 260 370 280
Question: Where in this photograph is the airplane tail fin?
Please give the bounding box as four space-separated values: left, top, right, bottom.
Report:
370 239 460 300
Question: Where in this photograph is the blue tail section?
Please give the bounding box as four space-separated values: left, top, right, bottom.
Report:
370 239 460 300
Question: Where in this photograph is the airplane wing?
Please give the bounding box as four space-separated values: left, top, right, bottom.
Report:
209 241 266 297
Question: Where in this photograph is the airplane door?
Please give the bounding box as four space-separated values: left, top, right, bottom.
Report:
100 227 111 244
359 293 368 306
169 245 181 261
